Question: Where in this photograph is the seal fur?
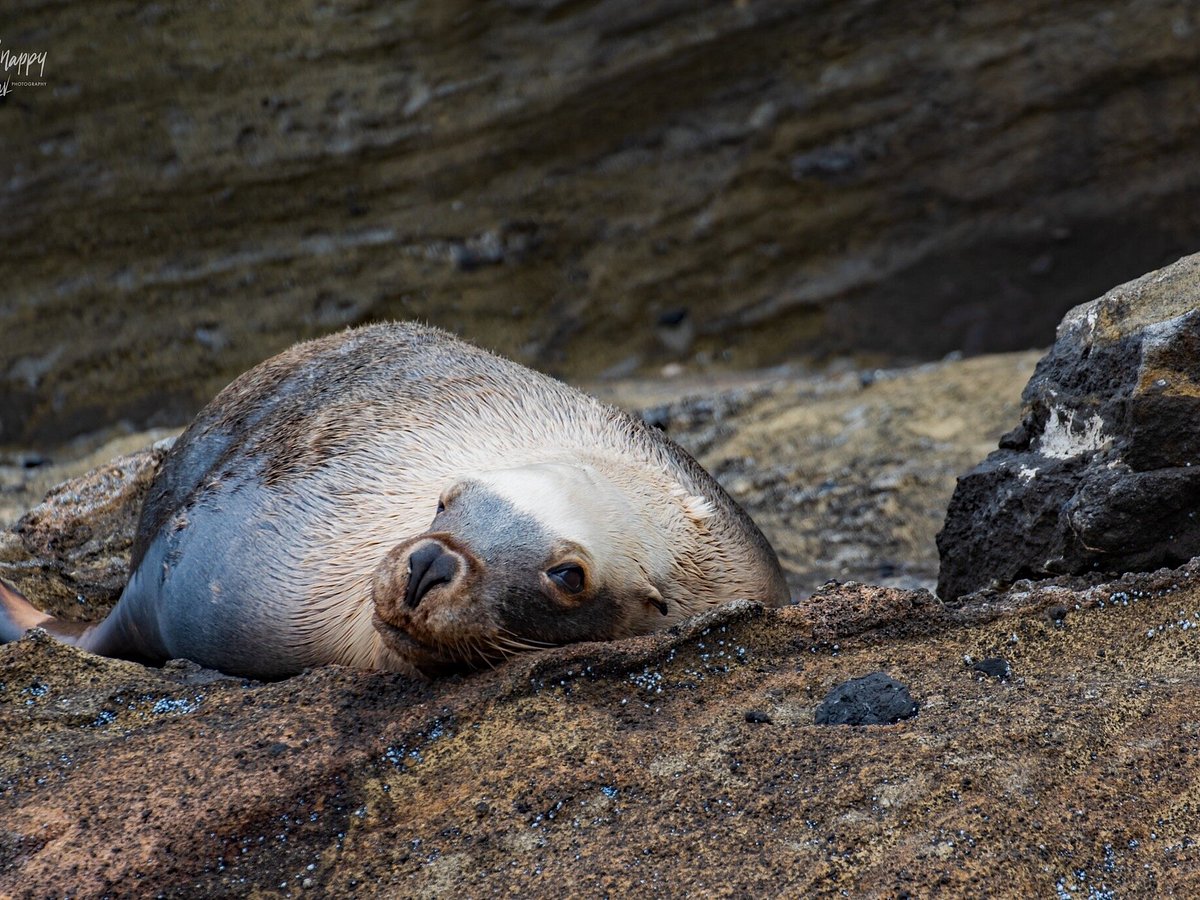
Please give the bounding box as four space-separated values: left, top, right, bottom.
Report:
0 323 788 677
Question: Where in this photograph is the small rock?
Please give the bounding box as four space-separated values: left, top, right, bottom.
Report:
639 406 671 431
449 231 504 271
1045 604 1068 627
160 658 242 686
660 362 685 378
971 657 1011 680
744 709 773 724
656 308 689 327
814 672 918 726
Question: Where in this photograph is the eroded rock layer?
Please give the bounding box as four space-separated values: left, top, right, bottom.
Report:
5 0 1200 443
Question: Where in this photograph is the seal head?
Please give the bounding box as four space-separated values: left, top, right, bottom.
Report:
372 462 686 675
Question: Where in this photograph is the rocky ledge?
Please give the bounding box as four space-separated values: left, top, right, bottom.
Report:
4 568 1200 897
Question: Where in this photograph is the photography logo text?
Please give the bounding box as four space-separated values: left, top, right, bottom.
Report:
0 39 49 98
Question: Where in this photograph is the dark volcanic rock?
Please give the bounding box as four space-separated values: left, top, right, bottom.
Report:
814 672 919 726
938 252 1200 601
5 1 1200 445
971 657 1012 680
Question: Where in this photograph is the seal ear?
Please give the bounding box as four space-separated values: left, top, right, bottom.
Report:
644 585 668 617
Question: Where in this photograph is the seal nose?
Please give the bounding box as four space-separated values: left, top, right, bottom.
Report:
404 541 459 609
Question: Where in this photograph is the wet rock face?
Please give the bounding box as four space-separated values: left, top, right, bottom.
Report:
938 252 1200 601
5 1 1200 445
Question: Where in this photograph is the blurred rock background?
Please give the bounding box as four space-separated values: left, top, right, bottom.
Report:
3 0 1200 447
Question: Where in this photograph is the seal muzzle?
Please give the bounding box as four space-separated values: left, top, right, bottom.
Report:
404 540 461 609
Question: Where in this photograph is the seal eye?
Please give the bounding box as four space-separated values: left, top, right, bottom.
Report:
548 564 585 594
436 500 445 514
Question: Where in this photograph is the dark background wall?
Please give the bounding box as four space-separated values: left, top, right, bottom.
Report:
2 0 1199 446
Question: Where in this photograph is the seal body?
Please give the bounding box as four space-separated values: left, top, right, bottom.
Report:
1 324 789 677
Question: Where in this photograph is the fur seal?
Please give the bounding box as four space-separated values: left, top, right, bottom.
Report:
0 323 789 678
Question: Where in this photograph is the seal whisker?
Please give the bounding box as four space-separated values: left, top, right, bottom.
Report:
503 639 545 654
498 627 558 650
453 634 474 665
468 638 501 670
451 632 483 666
493 638 529 659
494 635 538 654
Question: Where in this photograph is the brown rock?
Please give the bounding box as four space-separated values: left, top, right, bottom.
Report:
4 567 1200 896
5 2 1200 444
0 444 167 621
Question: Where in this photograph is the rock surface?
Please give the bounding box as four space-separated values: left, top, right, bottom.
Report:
938 251 1200 600
6 567 1200 896
5 0 1200 444
0 443 170 623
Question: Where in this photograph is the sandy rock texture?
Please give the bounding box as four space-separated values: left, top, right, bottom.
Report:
939 252 1200 599
0 442 174 622
5 569 1200 897
5 0 1200 444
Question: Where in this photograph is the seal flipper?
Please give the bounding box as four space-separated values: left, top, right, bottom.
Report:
0 579 52 643
0 578 113 651
0 577 163 665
